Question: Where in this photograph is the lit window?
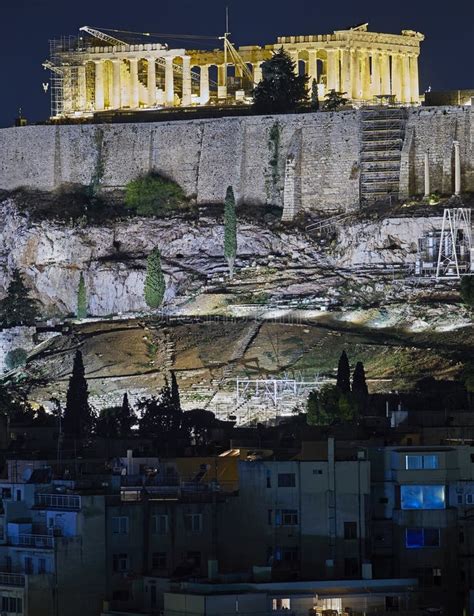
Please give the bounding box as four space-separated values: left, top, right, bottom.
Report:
184 513 202 532
277 473 296 488
112 516 129 535
405 454 439 470
406 528 440 548
152 514 168 534
272 598 290 610
400 485 445 510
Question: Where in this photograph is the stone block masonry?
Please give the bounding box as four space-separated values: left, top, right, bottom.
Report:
0 107 472 216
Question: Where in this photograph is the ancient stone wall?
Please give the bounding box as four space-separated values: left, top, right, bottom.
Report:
0 107 472 215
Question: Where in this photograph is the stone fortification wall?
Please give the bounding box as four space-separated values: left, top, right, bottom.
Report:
0 112 361 213
0 107 472 215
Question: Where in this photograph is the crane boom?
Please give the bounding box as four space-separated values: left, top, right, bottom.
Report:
79 26 129 47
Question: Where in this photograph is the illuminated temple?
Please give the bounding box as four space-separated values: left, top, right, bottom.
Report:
45 23 424 117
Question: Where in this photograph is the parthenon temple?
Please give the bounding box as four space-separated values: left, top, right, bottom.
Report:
47 23 424 117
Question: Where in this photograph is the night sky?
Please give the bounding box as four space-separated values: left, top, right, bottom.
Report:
1 0 473 127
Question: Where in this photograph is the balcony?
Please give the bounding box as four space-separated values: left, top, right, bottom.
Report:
35 493 81 510
9 534 54 549
0 572 25 587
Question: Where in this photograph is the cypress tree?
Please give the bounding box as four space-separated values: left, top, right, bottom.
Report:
224 186 237 278
170 371 181 411
144 248 166 309
0 269 39 328
63 350 93 439
118 393 135 436
352 361 369 398
76 272 87 319
310 79 320 111
336 350 351 394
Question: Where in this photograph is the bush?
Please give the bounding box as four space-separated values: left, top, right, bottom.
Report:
5 348 28 371
124 173 188 217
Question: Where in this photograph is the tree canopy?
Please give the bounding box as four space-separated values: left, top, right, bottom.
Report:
224 186 237 277
0 269 39 328
63 350 94 439
253 48 308 114
144 248 166 309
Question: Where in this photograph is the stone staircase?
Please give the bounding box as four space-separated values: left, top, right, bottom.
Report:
359 107 407 203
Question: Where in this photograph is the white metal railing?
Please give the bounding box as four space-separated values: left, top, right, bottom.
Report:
0 572 25 587
13 534 54 549
35 493 81 510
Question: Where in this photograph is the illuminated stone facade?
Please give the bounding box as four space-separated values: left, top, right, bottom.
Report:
51 24 423 117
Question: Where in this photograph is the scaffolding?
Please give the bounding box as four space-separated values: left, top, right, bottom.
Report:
235 374 330 408
45 36 80 118
359 106 407 204
414 208 473 279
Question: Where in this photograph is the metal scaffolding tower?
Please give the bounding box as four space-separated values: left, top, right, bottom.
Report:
436 208 473 279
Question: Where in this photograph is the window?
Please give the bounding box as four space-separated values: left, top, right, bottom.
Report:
277 473 296 488
313 469 323 475
457 494 463 505
151 552 167 569
113 553 129 573
38 558 47 574
405 454 439 470
1 597 22 613
275 509 298 526
400 485 445 510
24 556 33 574
466 494 474 505
406 528 440 548
15 490 21 502
344 557 359 577
152 514 168 534
186 551 201 567
344 521 357 540
273 598 291 611
275 546 299 563
112 516 129 535
1 488 11 500
184 513 202 532
266 471 271 488
433 568 442 587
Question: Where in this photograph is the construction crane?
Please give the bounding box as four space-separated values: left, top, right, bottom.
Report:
79 25 131 47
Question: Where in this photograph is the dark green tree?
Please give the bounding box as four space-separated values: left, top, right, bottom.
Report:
310 78 320 111
170 372 181 412
95 407 120 438
124 173 187 216
144 248 166 309
182 409 218 445
307 384 358 426
253 48 308 113
118 393 136 435
336 350 351 394
63 350 94 439
323 89 349 111
138 382 183 441
0 269 39 328
352 361 369 408
5 348 28 371
224 186 237 277
460 277 474 309
77 272 87 319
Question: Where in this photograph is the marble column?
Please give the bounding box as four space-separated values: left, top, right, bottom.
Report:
77 65 87 111
218 64 227 99
350 49 359 99
94 60 104 111
380 53 391 96
165 56 175 106
401 54 411 104
340 49 351 96
200 65 210 104
391 53 402 101
409 54 420 103
253 62 263 85
360 50 371 100
182 55 192 106
112 60 121 109
371 52 381 98
129 58 139 108
327 49 339 92
147 58 156 107
453 141 461 196
424 151 430 198
307 50 318 90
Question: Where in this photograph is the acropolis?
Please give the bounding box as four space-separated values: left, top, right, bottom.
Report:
46 23 424 117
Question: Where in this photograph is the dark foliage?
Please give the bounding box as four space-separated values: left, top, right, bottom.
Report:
63 351 94 439
336 350 351 394
0 269 39 328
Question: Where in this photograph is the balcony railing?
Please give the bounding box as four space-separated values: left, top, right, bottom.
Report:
0 572 25 587
35 493 81 510
10 534 55 549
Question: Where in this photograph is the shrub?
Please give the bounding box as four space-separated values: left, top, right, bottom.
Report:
124 173 187 217
5 348 28 371
460 277 474 309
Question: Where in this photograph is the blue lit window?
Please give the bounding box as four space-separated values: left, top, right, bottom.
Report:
401 485 445 510
406 528 440 548
405 454 439 470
